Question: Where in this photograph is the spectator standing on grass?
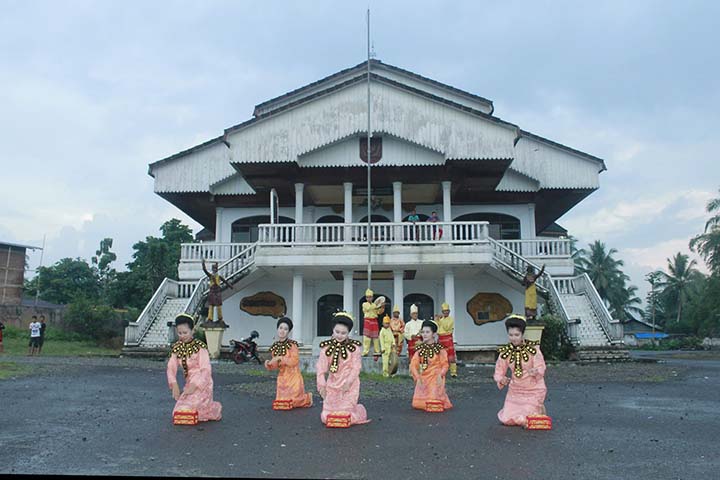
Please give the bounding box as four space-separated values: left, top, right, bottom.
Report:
38 315 47 355
0 320 5 353
28 316 41 356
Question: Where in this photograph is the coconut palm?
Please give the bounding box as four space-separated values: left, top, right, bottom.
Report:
657 253 700 324
690 189 720 275
575 240 626 302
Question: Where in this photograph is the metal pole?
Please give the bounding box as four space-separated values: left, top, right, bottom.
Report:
35 235 46 306
366 8 372 290
2 246 11 304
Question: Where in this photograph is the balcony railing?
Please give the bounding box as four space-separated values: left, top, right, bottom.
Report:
499 239 572 257
180 242 254 262
256 221 490 246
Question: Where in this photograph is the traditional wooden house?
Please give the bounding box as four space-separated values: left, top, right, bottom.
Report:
124 60 622 357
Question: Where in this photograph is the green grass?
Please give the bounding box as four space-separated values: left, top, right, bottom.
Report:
0 362 32 380
0 337 120 357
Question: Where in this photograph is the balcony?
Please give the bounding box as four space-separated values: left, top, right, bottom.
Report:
178 222 574 277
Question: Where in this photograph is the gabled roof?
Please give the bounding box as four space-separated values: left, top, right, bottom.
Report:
253 59 494 117
148 60 606 180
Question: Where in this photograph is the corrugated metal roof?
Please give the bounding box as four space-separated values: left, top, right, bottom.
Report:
0 241 42 250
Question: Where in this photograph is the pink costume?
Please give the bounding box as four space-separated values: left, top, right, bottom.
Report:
316 338 370 426
167 339 222 422
493 341 547 426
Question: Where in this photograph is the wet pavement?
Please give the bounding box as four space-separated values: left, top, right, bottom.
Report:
0 352 717 479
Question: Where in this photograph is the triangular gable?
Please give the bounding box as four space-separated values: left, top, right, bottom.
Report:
297 134 445 168
209 173 255 195
496 168 540 192
226 78 516 166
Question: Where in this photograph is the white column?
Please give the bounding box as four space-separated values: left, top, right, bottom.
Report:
393 270 404 317
442 181 452 221
215 207 224 242
343 182 353 223
292 271 304 345
392 181 402 222
343 270 354 332
442 181 452 241
295 182 304 224
444 268 456 320
344 182 353 244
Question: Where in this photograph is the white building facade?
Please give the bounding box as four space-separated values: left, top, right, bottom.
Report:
125 60 622 356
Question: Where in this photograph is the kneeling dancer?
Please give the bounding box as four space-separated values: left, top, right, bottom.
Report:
494 315 548 427
316 311 370 427
167 313 222 423
265 316 313 410
410 320 453 412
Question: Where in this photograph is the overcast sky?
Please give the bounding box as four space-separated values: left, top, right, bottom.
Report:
1 0 718 304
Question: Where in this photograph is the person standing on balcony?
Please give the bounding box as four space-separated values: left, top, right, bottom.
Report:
361 289 383 358
201 258 234 325
389 305 405 355
434 303 457 377
265 317 313 410
427 210 443 240
522 264 545 322
406 207 420 241
403 304 423 359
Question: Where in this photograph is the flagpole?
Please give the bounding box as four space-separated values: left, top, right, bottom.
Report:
366 8 372 290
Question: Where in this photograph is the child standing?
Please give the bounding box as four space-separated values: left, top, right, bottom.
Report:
379 315 396 377
494 315 547 427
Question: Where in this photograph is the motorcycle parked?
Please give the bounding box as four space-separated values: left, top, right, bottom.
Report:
231 331 262 364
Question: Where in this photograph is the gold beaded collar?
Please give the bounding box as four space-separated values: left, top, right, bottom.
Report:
497 340 539 378
416 342 444 368
269 339 298 357
170 339 207 377
318 338 362 373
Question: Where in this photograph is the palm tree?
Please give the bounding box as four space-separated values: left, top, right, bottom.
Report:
610 283 643 321
657 253 699 324
690 188 720 275
575 240 626 302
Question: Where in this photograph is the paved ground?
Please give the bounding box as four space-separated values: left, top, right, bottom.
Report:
0 351 718 479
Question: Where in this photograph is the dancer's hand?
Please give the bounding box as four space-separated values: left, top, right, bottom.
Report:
264 359 271 368
500 377 510 386
318 386 326 399
171 384 180 400
183 385 196 396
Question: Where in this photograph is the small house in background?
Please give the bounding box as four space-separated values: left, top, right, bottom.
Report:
622 313 667 346
0 240 63 328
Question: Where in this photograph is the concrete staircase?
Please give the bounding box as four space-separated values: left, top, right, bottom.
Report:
139 298 186 348
560 293 611 347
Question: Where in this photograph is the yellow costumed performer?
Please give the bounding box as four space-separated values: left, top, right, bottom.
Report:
389 305 405 355
379 315 396 377
361 288 384 357
434 302 457 377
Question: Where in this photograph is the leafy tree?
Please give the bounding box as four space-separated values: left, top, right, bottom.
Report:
657 253 701 325
24 257 99 304
92 237 117 304
690 188 720 275
575 241 625 302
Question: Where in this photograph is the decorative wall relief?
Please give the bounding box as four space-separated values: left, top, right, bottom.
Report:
466 293 513 326
240 291 287 318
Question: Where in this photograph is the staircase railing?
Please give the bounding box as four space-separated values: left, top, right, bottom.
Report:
487 238 574 341
573 273 623 344
183 243 258 317
125 277 177 346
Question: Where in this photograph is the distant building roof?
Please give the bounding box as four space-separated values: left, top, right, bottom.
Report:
634 332 669 339
21 298 66 309
0 241 42 250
